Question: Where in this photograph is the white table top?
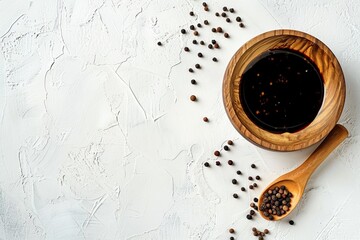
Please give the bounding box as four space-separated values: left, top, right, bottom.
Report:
0 0 358 239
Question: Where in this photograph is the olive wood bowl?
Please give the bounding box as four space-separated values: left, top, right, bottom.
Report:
223 29 345 151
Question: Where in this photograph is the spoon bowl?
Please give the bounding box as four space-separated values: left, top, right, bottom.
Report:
258 124 348 221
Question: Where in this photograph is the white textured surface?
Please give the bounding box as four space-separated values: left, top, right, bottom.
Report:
0 0 359 239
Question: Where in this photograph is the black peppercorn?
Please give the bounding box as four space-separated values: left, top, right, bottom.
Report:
204 162 210 167
200 40 205 45
233 193 238 199
221 12 227 17
248 176 253 181
241 187 246 191
204 20 209 25
202 2 207 7
230 237 234 240
190 95 196 101
214 150 220 156
216 27 223 33
214 43 219 49
208 44 213 49
216 161 221 166
189 68 194 73
184 47 190 52
203 117 209 122
198 52 203 58
229 8 235 13
215 12 220 17
229 228 235 233
226 18 231 23
250 210 255 215
236 170 242 175
211 39 216 44
224 33 229 38
253 183 258 187
249 185 254 190
254 197 258 202
197 23 202 28
289 220 295 225
191 79 196 84
190 25 195 30
189 11 194 16
228 160 234 165
157 41 162 46
256 175 261 180
246 214 252 220
264 229 269 234
239 22 245 28
211 28 216 32
212 57 217 62
223 6 228 11
193 31 199 36
204 6 209 11
251 164 256 168
236 16 242 22
192 40 198 44
195 63 201 69
232 179 237 184
181 29 186 34
224 145 229 151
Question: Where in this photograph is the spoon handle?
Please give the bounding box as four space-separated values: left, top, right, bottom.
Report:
292 124 348 183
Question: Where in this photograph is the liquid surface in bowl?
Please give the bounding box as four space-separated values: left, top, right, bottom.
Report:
240 49 324 133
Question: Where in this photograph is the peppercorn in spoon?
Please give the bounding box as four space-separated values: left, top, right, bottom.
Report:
258 124 348 221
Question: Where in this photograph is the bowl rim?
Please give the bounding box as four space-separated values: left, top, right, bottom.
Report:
222 29 346 151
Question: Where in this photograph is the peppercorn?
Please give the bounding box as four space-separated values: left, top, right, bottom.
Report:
157 41 162 46
232 179 237 184
189 68 194 73
214 150 220 156
197 23 202 28
264 229 269 234
204 20 209 25
250 210 255 215
229 228 235 233
256 175 261 180
259 236 264 240
195 63 201 69
241 187 246 191
204 6 209 11
229 8 235 13
211 28 216 32
215 12 220 17
200 40 205 45
202 2 207 7
198 52 203 58
236 170 242 175
190 95 196 101
190 25 195 30
252 227 257 232
221 12 227 17
184 47 190 52
216 27 223 32
246 214 252 220
212 57 217 62
223 7 228 11
224 33 229 38
228 160 234 165
251 164 256 168
208 44 213 49
239 23 245 28
204 162 210 167
193 31 199 36
253 183 258 188
203 117 209 122
233 193 238 199
211 39 216 44
248 176 253 181
181 29 186 34
223 145 229 151
230 237 234 240
227 140 233 145
191 79 196 85
236 16 242 22
289 220 295 225
214 43 219 49
216 161 221 166
192 40 198 44
254 197 258 202
226 18 231 23
189 11 194 16
249 185 254 189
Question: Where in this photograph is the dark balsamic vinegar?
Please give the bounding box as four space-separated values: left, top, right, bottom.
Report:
240 49 324 133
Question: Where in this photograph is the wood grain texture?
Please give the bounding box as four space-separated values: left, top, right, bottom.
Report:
258 124 348 221
223 29 346 151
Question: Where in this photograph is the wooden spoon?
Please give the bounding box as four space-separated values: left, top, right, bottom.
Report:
258 124 348 221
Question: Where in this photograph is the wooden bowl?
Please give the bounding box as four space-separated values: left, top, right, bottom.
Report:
223 29 345 151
